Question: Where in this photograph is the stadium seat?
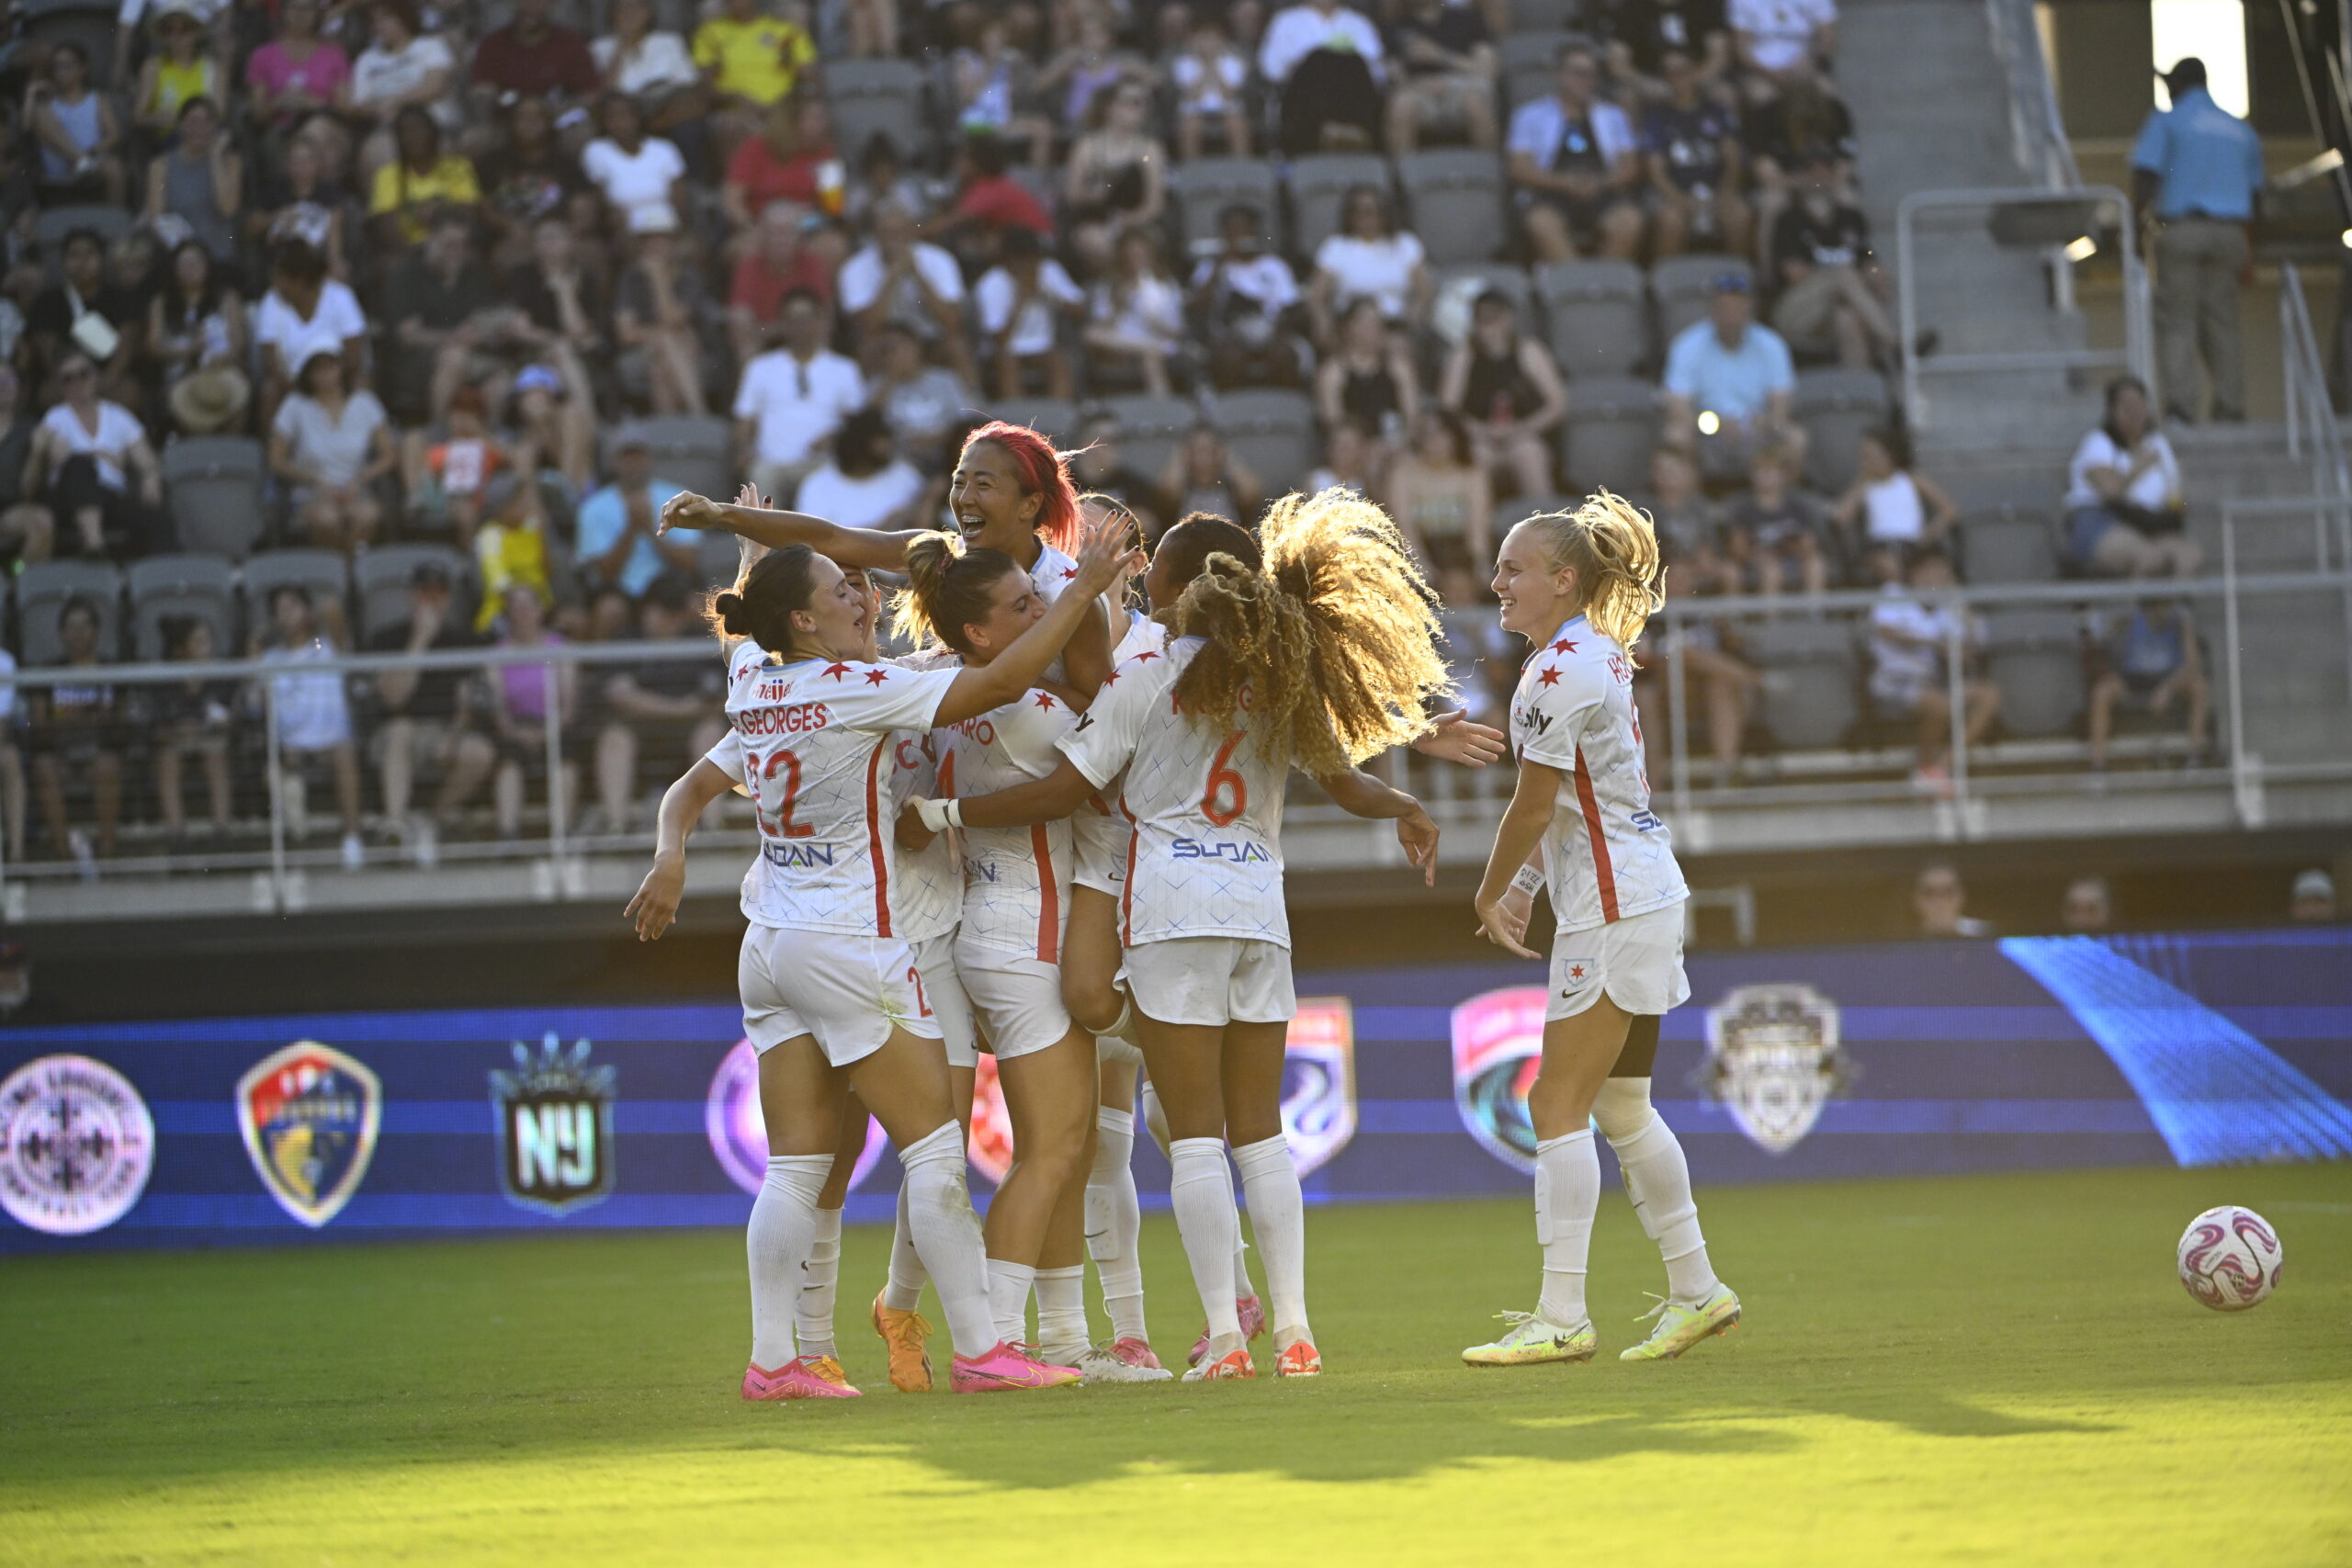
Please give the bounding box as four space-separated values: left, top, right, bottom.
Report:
988 397 1080 446
161 436 267 559
1941 469 2060 516
628 416 735 504
14 0 121 103
17 559 124 667
1957 507 2062 584
1793 368 1893 492
241 549 352 630
1741 616 1862 750
1984 608 2087 738
823 59 935 169
1434 262 1534 324
1493 493 1577 534
1212 389 1318 495
127 554 238 661
1285 154 1394 261
1398 150 1509 268
1560 377 1660 492
1167 159 1283 259
1651 255 1751 345
32 204 135 273
1506 0 1583 33
1099 394 1198 482
1498 30 1572 113
1534 259 1647 379
355 544 472 643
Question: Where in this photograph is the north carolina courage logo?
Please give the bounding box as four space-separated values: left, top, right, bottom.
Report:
1281 998 1357 1177
1450 986 1548 1174
0 1054 155 1235
1699 983 1852 1154
492 1034 616 1215
236 1041 381 1227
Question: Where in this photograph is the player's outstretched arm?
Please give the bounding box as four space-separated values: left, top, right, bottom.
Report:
914 756 1096 833
1474 757 1562 958
659 490 933 573
626 758 735 942
1411 709 1506 767
1315 768 1442 886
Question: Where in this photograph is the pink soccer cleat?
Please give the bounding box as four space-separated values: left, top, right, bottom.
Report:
1188 1294 1268 1368
741 1357 863 1401
950 1341 1083 1393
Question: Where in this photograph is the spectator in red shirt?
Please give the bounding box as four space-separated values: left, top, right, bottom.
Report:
721 92 836 232
469 0 601 116
728 199 838 363
931 133 1054 275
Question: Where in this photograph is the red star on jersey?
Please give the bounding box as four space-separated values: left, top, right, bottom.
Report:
1033 691 1057 709
864 669 890 685
1537 666 1562 687
821 662 852 681
1552 639 1578 654
1567 964 1589 981
1134 650 1160 662
1102 671 1120 686
1061 567 1080 580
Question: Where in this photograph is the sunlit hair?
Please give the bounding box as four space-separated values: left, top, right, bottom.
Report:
1169 488 1448 776
706 543 823 655
1514 490 1667 649
961 421 1082 555
895 532 1023 656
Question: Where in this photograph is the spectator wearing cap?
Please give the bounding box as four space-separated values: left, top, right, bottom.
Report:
386 207 530 420
1914 859 1993 939
840 198 978 388
578 428 703 603
614 206 717 416
368 561 492 864
1662 270 1805 479
2291 869 2337 923
1261 0 1387 155
132 1 224 139
594 574 726 834
271 347 393 554
1508 42 1645 265
977 227 1086 399
1769 149 1905 368
2133 57 2263 424
2061 875 2111 933
580 92 688 241
469 0 601 120
735 288 867 504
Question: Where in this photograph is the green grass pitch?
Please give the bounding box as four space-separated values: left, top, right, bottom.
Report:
4 1164 2348 1566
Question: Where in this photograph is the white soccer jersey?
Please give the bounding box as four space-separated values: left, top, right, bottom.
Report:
1072 613 1170 885
939 686 1080 959
882 645 964 943
1060 637 1292 948
1509 615 1688 935
705 650 961 936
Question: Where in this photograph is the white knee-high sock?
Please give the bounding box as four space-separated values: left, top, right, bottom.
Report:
1534 1129 1600 1329
747 1154 831 1369
1592 1077 1719 1303
1232 1134 1310 1348
883 1179 927 1313
1087 1106 1148 1342
1169 1136 1242 1346
796 1206 842 1359
1035 1265 1090 1363
987 1259 1036 1345
898 1122 998 1359
1138 1077 1171 1156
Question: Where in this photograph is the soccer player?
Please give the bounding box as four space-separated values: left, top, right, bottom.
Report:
623 508 1139 1398
910 491 1453 1379
1463 494 1739 1369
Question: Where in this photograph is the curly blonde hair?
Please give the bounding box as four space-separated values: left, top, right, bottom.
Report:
1168 488 1450 777
1513 490 1666 649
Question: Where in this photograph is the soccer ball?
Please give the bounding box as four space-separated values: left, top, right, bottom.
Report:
2176 1205 2284 1311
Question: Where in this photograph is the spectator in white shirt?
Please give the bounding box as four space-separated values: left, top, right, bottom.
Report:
348 0 456 183
1731 0 1836 80
2064 375 2200 579
838 198 978 387
977 227 1085 398
1306 184 1430 344
1506 41 1645 263
580 91 687 238
1868 546 1998 796
733 288 867 502
1261 0 1386 154
1192 204 1306 389
22 354 162 559
794 408 929 531
254 239 368 412
254 583 366 870
1085 227 1185 394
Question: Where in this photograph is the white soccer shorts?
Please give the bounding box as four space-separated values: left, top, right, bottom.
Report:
1125 936 1296 1028
956 940 1076 1060
911 931 978 1070
740 925 941 1068
1545 902 1691 1022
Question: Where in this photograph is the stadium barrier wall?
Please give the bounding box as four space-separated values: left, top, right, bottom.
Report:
2 927 2346 1252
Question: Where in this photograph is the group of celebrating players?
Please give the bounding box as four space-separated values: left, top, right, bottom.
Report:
623 416 1738 1396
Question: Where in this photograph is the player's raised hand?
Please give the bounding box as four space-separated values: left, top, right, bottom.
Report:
1396 804 1441 886
1474 892 1541 959
1416 710 1506 767
658 491 724 537
1071 506 1148 597
733 482 772 510
625 854 686 942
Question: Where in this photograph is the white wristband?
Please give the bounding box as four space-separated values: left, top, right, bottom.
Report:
1510 863 1546 897
914 797 961 832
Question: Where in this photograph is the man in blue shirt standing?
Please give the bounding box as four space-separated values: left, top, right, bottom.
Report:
2132 57 2265 423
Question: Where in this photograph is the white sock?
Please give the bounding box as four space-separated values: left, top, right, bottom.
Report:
1087 1106 1148 1343
1592 1077 1719 1304
987 1258 1036 1345
1232 1134 1309 1348
1233 1237 1253 1303
1534 1129 1600 1329
898 1122 998 1359
746 1154 831 1370
1138 1077 1171 1159
883 1179 927 1313
1035 1265 1089 1363
1169 1136 1243 1347
796 1207 842 1359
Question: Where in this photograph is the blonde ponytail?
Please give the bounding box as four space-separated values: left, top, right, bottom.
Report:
890 531 1023 655
1517 490 1667 649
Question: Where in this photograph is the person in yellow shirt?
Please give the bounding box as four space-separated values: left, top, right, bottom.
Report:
693 0 817 107
369 105 479 246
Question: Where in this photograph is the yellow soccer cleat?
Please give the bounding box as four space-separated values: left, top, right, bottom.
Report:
871 1293 935 1393
1461 1311 1597 1367
1619 1286 1741 1361
804 1355 858 1392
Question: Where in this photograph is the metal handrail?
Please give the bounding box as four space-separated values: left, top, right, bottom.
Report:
1987 0 2081 193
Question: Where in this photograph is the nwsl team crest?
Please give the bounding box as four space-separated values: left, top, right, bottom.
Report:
1281 998 1357 1177
1699 983 1852 1154
1450 987 1548 1174
492 1034 616 1215
235 1042 381 1227
706 1038 885 1196
0 1055 155 1235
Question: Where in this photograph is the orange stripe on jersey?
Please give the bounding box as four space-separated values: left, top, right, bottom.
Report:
1118 796 1139 947
1031 824 1059 963
1572 744 1619 923
865 739 892 936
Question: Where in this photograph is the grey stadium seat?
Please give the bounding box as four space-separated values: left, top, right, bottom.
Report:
161 435 267 558
355 544 472 643
1741 615 1861 750
1957 507 2061 585
1498 30 1571 113
1168 159 1283 258
33 204 136 274
628 416 735 503
127 554 237 661
824 59 935 168
242 549 352 628
1435 262 1534 326
17 0 123 87
1984 608 2087 738
1212 389 1318 497
1560 377 1659 493
1652 255 1751 345
1535 259 1647 378
1792 368 1892 493
17 560 124 667
1506 0 1583 34
1285 154 1394 261
1099 394 1198 483
1941 469 2060 517
1398 150 1509 268
987 398 1081 446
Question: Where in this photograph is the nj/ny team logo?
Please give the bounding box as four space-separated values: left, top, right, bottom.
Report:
706 1038 884 1196
236 1042 381 1227
0 1055 155 1235
1281 998 1357 1177
492 1034 616 1215
1450 987 1548 1173
1699 983 1853 1154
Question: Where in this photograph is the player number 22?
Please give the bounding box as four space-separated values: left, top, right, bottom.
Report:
758 750 814 839
1201 730 1248 827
